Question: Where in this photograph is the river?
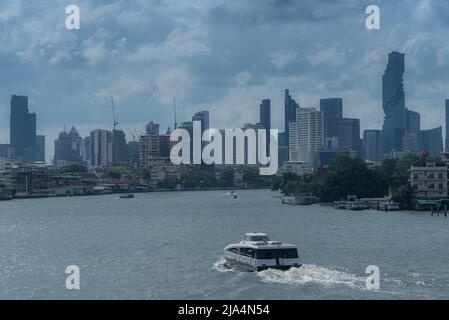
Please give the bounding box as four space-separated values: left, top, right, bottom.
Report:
0 189 448 299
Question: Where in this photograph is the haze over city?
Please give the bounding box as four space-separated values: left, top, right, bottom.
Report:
1 0 449 161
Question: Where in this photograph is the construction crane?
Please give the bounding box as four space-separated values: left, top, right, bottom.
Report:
173 97 178 130
111 95 118 131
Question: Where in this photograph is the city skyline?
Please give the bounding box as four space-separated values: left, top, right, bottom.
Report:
1 1 449 161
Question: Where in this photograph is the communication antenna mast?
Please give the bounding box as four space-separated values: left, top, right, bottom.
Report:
111 95 118 131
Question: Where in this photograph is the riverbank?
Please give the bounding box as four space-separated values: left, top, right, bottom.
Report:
0 186 272 202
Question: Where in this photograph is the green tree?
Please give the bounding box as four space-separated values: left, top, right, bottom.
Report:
320 155 388 202
392 184 416 210
241 166 273 188
181 167 217 189
108 167 129 179
140 167 152 181
60 164 87 173
157 177 179 190
218 167 234 187
375 154 426 191
272 172 321 196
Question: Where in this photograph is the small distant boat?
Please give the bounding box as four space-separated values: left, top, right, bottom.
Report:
380 201 400 211
282 193 312 205
345 201 365 210
334 195 366 210
119 194 135 199
0 195 13 201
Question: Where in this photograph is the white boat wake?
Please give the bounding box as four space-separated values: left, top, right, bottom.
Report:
257 264 365 289
213 259 365 289
212 258 235 273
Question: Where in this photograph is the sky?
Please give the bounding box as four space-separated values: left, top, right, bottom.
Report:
1 0 449 162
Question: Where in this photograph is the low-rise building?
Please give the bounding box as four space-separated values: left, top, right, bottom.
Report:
410 163 448 199
280 161 313 175
11 165 55 194
150 166 180 187
0 158 16 172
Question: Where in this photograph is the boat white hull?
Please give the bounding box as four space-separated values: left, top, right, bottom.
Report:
223 252 301 272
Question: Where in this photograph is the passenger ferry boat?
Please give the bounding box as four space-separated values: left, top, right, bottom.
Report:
119 194 135 199
223 233 301 272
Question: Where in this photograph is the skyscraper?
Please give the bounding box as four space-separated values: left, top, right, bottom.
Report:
404 109 420 153
284 89 300 158
35 135 46 163
10 95 36 159
320 98 343 120
54 126 83 166
406 109 421 134
260 99 271 153
420 127 443 157
278 132 288 165
321 98 343 142
446 100 449 151
382 52 406 154
146 121 160 135
112 129 128 165
243 122 264 165
337 118 362 156
90 129 113 167
192 111 210 132
127 141 140 170
192 111 211 170
178 121 194 164
81 137 91 164
289 108 324 168
363 130 383 162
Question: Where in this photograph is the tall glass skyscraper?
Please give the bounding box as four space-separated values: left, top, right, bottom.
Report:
284 89 300 159
112 129 128 165
382 52 406 154
420 127 443 157
406 109 421 134
260 99 271 153
363 130 383 162
320 98 343 120
10 95 36 159
192 111 209 132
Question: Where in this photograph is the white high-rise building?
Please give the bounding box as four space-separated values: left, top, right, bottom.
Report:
289 108 324 167
90 129 113 167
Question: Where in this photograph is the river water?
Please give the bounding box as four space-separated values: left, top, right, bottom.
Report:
0 189 448 299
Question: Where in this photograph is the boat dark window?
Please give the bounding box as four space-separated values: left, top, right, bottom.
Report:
228 248 240 254
239 248 256 258
245 235 270 242
256 249 298 259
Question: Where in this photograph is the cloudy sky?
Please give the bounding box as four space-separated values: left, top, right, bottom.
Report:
1 0 449 161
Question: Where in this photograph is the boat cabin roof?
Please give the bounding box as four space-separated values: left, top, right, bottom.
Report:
243 233 270 242
245 232 267 237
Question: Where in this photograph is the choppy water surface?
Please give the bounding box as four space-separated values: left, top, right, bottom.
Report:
0 189 448 299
